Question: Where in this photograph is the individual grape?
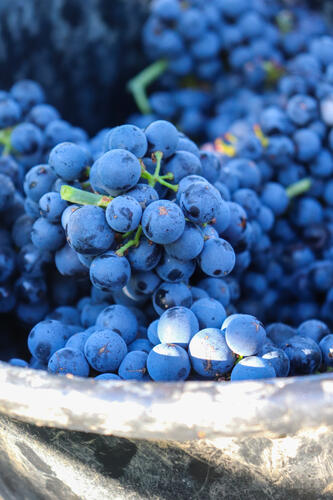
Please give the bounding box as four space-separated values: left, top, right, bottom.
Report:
31 218 65 252
127 236 162 271
282 336 322 375
128 339 153 354
261 349 290 377
156 254 195 283
96 304 138 344
319 334 333 369
90 251 131 292
95 373 121 381
0 98 21 128
191 298 226 329
66 205 115 255
224 314 267 356
164 222 204 261
142 200 185 244
84 329 128 372
157 306 199 347
179 181 223 224
10 79 45 113
130 271 160 296
55 244 88 277
27 103 60 130
147 343 190 381
105 195 142 233
230 356 276 381
296 319 329 343
153 282 192 316
118 351 148 380
11 123 44 157
147 320 160 346
164 151 201 183
127 184 159 210
189 328 235 378
24 164 57 202
107 125 147 158
39 192 67 223
27 319 72 363
198 238 235 277
48 348 90 377
145 120 179 158
49 142 91 181
95 149 141 196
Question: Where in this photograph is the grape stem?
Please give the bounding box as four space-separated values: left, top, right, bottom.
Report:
140 152 179 192
127 59 168 114
286 178 312 199
0 127 14 156
116 225 143 256
60 185 112 208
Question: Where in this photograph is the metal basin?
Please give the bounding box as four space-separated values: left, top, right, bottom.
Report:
1 362 333 499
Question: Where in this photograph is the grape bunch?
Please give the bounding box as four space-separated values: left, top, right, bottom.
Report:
0 79 93 328
128 0 328 141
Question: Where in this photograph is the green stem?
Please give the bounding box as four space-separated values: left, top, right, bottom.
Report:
127 59 168 114
161 173 174 180
80 181 91 189
140 153 178 192
0 128 14 156
122 230 133 240
116 226 143 257
157 178 179 192
60 185 112 208
286 178 312 199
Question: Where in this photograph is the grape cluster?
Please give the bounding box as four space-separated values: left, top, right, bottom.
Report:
128 0 328 141
0 79 92 329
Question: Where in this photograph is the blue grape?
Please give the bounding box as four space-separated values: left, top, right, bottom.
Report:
105 195 142 233
28 319 72 363
31 218 65 252
224 314 267 356
142 200 185 244
118 351 148 380
198 238 235 277
147 343 190 381
49 142 91 181
191 298 226 329
66 205 115 255
96 304 138 345
48 348 90 377
231 356 276 381
189 328 235 378
145 120 179 158
107 125 147 158
84 329 128 372
157 306 199 347
90 251 131 291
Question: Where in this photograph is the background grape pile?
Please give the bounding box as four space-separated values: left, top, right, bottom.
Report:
2 0 333 382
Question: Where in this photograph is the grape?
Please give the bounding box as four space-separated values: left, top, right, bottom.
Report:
96 149 141 196
48 348 90 377
189 328 235 378
147 343 190 381
66 205 115 255
118 351 148 380
105 195 142 233
231 356 276 381
107 125 147 158
142 200 185 244
84 329 128 372
49 142 91 181
90 252 131 292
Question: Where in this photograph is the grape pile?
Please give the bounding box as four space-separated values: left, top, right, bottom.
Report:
128 0 329 141
0 79 93 334
4 2 333 384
